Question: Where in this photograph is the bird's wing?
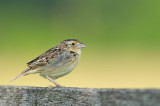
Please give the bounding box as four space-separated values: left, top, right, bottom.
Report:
27 46 63 69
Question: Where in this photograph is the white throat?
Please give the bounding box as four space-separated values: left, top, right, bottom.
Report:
77 49 81 56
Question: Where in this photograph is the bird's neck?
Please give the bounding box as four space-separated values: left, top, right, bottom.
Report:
76 48 81 56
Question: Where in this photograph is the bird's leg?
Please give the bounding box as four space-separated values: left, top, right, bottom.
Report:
46 76 63 87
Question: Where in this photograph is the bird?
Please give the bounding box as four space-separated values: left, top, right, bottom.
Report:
10 39 86 87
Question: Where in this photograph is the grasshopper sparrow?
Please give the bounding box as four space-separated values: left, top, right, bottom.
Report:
10 39 86 87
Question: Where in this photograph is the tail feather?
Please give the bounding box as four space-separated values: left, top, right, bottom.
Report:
9 68 30 82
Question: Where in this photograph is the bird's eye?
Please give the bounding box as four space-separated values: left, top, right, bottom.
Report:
72 43 75 46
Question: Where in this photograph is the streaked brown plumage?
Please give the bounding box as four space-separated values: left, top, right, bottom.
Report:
10 39 86 87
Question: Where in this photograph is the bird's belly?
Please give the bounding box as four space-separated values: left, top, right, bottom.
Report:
49 63 77 79
40 55 79 79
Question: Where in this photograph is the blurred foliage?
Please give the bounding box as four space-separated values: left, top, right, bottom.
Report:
0 0 160 51
0 0 160 88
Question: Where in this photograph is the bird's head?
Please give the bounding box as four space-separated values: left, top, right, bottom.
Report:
61 39 86 53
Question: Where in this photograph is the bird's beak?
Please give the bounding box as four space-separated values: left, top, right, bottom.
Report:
78 43 86 48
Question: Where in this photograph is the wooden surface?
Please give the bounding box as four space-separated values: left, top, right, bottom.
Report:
0 86 160 106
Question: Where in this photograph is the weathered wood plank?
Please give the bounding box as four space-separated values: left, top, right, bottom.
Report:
0 86 160 106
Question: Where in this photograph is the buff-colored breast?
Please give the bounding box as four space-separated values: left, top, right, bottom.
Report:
40 50 81 80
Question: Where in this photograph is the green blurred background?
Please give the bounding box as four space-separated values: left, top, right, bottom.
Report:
0 0 160 88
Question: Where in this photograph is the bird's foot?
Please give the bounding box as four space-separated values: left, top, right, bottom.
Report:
48 85 65 88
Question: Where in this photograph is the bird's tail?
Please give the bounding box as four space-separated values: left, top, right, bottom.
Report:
9 68 30 82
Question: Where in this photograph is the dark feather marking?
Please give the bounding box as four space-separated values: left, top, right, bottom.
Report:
62 39 83 44
27 56 40 65
26 44 65 67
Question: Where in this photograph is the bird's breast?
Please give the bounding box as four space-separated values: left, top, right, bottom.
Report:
40 51 81 79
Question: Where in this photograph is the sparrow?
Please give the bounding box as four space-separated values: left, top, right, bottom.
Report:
10 39 86 87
